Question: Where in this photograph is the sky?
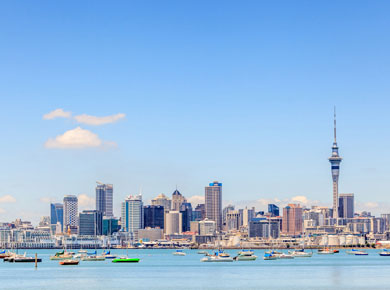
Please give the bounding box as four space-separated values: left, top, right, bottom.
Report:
1 1 390 223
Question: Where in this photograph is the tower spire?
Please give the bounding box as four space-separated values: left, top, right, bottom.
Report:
334 106 337 143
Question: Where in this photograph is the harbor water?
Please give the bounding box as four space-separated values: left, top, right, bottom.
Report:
1 249 390 290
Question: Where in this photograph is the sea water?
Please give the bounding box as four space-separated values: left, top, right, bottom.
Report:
1 249 390 290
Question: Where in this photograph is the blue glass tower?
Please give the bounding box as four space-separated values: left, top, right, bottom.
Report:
329 108 342 219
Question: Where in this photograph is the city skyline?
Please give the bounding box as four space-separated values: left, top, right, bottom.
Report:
2 1 390 222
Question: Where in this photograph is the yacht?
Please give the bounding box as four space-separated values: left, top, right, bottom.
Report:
317 248 335 255
201 250 233 262
112 257 140 263
379 250 390 256
59 259 79 265
81 255 106 261
263 253 278 260
234 251 257 261
172 250 186 256
288 250 313 257
353 250 368 256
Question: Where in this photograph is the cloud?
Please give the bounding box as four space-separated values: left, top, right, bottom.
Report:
43 109 72 120
0 208 5 214
188 195 205 206
74 113 126 126
0 195 16 203
78 194 95 209
45 127 116 149
40 197 52 204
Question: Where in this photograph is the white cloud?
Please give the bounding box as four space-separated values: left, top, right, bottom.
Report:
0 208 5 214
40 197 52 204
363 202 379 209
43 108 72 120
78 194 95 209
45 127 116 149
74 113 125 126
0 195 16 203
188 195 205 207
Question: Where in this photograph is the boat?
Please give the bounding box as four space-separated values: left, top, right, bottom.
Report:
172 250 186 256
317 248 335 255
6 253 41 263
263 253 278 260
234 252 257 261
112 257 140 263
201 250 233 262
81 255 105 261
78 250 87 254
379 250 390 256
354 250 368 256
238 249 254 256
197 250 208 255
346 249 360 255
50 250 74 260
59 259 79 265
102 251 117 259
275 253 294 259
288 250 313 257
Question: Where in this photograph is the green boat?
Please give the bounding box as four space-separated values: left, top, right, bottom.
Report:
112 258 140 263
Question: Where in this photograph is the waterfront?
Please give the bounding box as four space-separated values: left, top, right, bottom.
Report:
1 249 390 289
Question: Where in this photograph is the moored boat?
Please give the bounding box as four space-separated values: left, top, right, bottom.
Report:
263 253 278 260
172 250 186 256
288 250 313 257
81 255 105 261
112 257 140 263
59 259 79 265
379 250 390 256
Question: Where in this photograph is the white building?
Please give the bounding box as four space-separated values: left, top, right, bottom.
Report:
63 195 78 229
165 211 182 235
121 194 144 233
199 218 216 236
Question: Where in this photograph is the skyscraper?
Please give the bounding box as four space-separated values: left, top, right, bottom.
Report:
151 193 171 212
78 210 103 236
96 182 113 217
171 189 187 211
180 202 192 232
50 203 64 232
282 204 303 236
339 193 354 218
144 205 164 229
268 204 279 217
164 211 182 235
63 195 78 230
121 194 144 232
205 181 222 231
329 108 342 219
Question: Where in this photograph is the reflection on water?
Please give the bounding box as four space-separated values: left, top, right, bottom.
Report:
1 249 390 290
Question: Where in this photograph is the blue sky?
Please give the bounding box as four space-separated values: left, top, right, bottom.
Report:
1 1 390 223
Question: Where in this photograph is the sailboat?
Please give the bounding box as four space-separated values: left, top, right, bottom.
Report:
112 233 140 263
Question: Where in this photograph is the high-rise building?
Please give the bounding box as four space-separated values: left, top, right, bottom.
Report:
249 218 280 238
50 203 64 232
268 204 280 217
282 204 303 236
223 204 235 226
242 207 256 227
164 211 182 235
193 204 205 221
96 183 113 217
329 109 342 219
102 217 120 235
199 218 216 236
144 205 164 229
151 193 171 212
180 202 192 232
226 210 242 231
338 193 354 218
63 195 78 230
78 210 103 236
121 194 144 233
171 189 187 211
205 181 222 231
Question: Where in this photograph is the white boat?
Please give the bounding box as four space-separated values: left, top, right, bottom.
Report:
317 249 335 255
275 253 294 259
201 250 233 262
263 253 278 260
78 250 87 254
353 250 368 256
81 255 106 261
197 250 208 255
172 250 186 256
379 250 390 256
234 251 257 261
238 250 254 256
289 250 313 257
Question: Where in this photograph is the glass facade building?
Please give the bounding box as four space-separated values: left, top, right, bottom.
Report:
205 181 222 231
78 210 103 236
96 183 113 217
144 205 164 229
50 203 63 232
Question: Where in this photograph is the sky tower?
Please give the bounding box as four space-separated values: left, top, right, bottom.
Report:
329 108 342 219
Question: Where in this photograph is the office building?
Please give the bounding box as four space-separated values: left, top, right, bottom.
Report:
223 204 235 226
242 207 256 227
282 204 303 236
249 218 280 238
79 210 103 236
338 193 354 218
199 218 216 236
164 211 182 235
205 181 222 231
144 205 164 229
193 204 205 221
102 217 120 235
226 210 242 231
268 204 280 217
171 189 187 211
329 109 342 218
121 194 144 232
96 183 113 217
50 203 63 232
151 193 172 212
63 195 78 230
180 202 192 232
